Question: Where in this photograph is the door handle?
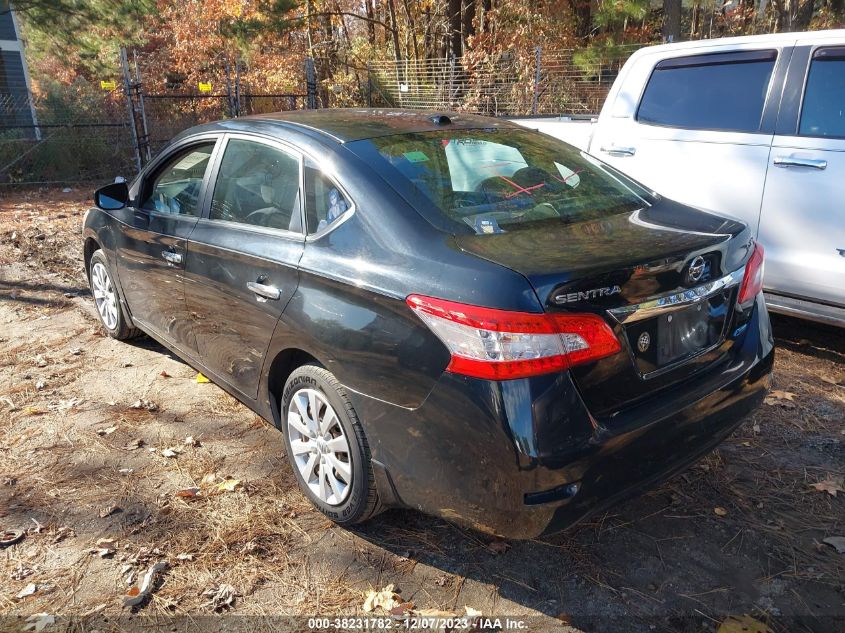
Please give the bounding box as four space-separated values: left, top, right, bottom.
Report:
773 156 827 170
161 250 183 265
246 281 281 301
599 145 636 157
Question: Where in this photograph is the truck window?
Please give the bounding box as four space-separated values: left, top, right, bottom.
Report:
799 48 845 139
637 51 777 133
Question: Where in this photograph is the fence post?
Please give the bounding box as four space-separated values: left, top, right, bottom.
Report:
305 58 317 109
120 47 142 174
133 50 151 163
532 46 542 115
234 56 241 117
225 58 234 118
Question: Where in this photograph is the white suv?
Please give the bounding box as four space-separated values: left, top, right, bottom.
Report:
521 30 845 326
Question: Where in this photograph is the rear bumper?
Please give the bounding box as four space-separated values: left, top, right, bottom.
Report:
349 297 774 539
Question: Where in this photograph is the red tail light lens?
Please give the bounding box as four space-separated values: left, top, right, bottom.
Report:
738 242 765 305
406 295 622 380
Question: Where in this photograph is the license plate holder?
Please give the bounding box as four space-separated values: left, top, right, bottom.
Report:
625 291 731 375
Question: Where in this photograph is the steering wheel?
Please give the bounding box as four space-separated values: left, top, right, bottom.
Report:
244 207 281 227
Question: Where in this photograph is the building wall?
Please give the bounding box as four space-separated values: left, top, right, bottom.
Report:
0 4 38 131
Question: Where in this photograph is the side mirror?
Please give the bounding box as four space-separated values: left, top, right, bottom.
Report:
94 181 129 210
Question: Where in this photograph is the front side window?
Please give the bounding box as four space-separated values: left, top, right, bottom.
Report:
142 142 215 216
354 128 650 234
304 160 352 234
799 48 845 139
210 139 301 231
637 51 777 133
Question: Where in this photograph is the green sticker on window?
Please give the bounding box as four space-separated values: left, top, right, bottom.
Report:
403 151 429 163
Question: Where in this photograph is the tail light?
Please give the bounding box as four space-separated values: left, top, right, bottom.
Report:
406 295 621 380
737 242 765 305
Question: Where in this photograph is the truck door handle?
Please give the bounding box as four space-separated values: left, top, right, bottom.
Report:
246 281 281 301
599 145 636 157
773 156 827 170
161 250 183 265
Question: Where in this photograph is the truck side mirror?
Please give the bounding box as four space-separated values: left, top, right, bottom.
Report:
94 182 129 210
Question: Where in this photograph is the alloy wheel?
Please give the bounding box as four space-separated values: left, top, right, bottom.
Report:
91 261 118 330
286 387 353 505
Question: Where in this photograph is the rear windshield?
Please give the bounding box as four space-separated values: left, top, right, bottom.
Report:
356 128 651 234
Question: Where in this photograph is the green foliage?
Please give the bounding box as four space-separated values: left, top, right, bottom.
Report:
572 39 631 80
13 0 155 75
593 0 650 31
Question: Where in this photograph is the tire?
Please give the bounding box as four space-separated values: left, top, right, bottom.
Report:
281 364 382 525
88 249 141 340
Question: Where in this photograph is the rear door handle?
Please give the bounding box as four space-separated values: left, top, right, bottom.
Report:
161 250 183 265
246 281 281 301
599 145 636 157
773 156 827 170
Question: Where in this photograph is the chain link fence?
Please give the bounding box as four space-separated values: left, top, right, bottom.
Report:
367 45 640 116
2 45 643 187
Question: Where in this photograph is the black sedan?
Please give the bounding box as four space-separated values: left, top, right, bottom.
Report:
83 109 773 538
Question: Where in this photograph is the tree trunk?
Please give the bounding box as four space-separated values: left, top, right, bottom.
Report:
365 0 376 47
568 0 592 39
662 0 682 42
385 0 402 62
448 0 463 57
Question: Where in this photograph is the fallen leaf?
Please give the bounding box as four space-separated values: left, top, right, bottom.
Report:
16 583 38 599
822 536 845 554
52 526 74 544
714 507 728 517
159 370 171 378
130 399 158 412
176 552 194 561
23 613 54 632
118 468 134 475
124 439 144 451
764 390 796 407
123 561 167 608
24 407 46 416
99 505 121 518
363 584 403 612
464 606 482 619
92 538 116 558
487 539 511 555
184 436 199 446
161 447 182 458
434 575 450 587
811 476 845 497
215 479 241 493
201 583 238 611
96 426 118 436
196 372 210 384
201 473 218 486
389 602 414 616
175 487 201 499
717 615 773 633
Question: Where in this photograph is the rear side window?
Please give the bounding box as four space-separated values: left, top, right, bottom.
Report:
354 128 650 234
637 51 777 133
304 160 352 234
799 48 845 139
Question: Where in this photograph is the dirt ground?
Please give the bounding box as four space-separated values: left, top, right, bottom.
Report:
0 187 843 633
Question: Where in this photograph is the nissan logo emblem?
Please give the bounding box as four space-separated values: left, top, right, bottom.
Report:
686 256 706 284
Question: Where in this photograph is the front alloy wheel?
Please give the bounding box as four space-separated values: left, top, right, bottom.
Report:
91 261 118 330
287 387 352 505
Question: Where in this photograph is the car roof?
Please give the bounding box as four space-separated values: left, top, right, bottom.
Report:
631 28 845 58
175 108 520 144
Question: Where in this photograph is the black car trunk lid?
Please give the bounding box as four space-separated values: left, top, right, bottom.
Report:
455 203 754 416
